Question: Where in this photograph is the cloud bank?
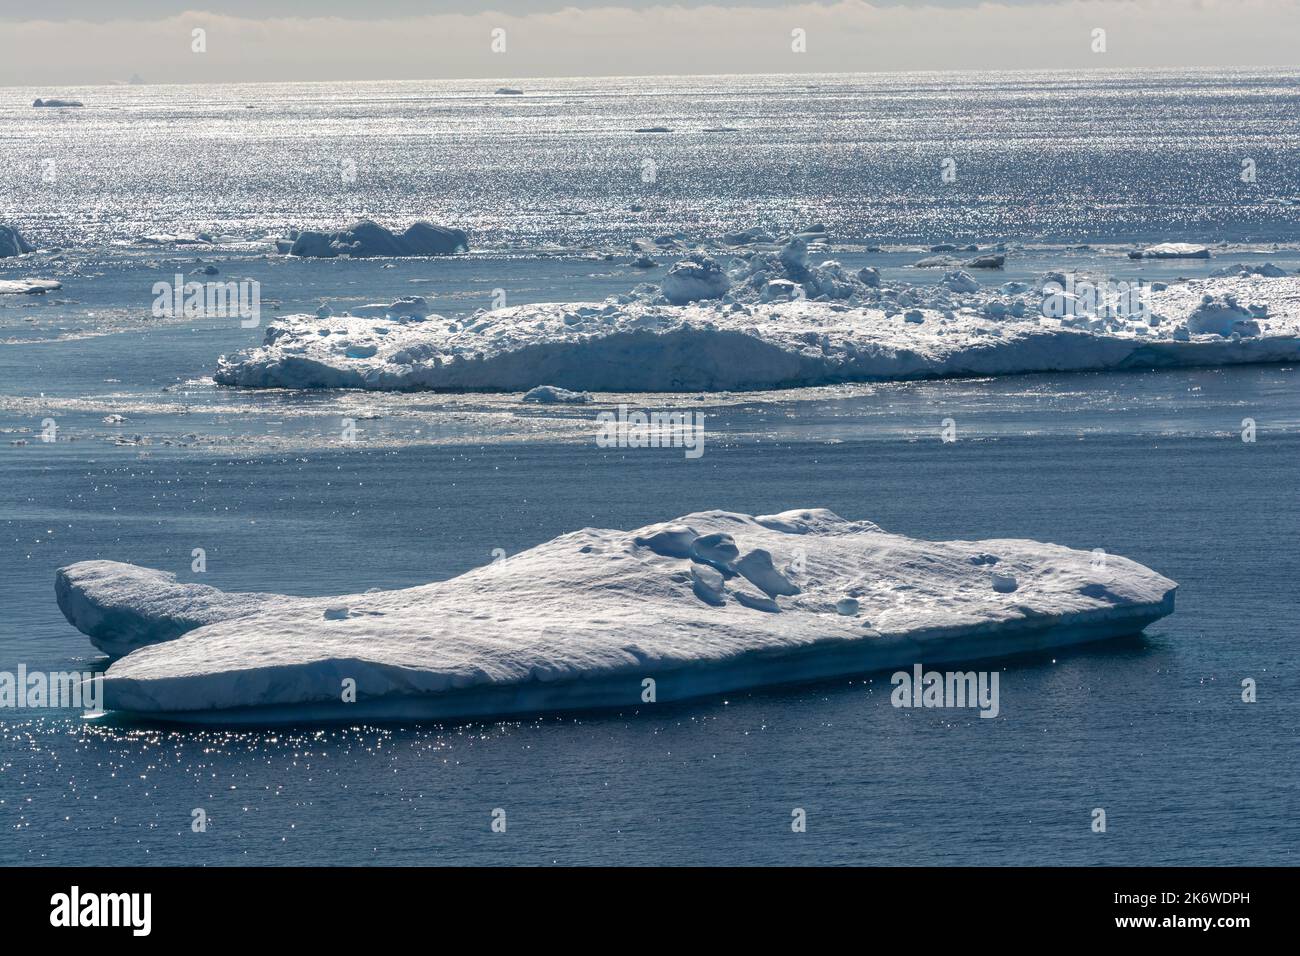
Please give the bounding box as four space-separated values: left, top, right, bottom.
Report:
2 1 1296 86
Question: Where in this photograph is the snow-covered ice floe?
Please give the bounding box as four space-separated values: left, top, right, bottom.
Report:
56 509 1176 724
0 279 61 295
214 276 1300 392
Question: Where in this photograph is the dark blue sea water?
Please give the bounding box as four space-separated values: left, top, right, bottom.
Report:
2 394 1296 865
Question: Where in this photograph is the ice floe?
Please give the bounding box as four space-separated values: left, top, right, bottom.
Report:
0 278 60 295
522 384 593 404
1128 242 1212 260
213 273 1300 393
56 509 1176 722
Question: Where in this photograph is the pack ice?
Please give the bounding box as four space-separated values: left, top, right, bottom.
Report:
213 274 1300 393
56 510 1176 724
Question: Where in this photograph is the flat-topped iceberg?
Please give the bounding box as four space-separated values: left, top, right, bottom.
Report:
1128 242 1212 260
56 509 1176 724
214 276 1300 393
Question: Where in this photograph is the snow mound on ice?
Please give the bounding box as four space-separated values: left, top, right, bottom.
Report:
57 510 1177 723
1185 294 1261 337
213 276 1300 393
661 256 731 304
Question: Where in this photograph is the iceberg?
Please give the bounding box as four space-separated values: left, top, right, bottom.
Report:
0 224 34 258
1128 242 1212 260
213 276 1300 393
661 257 731 304
56 509 1176 724
288 220 468 258
0 278 60 295
522 384 593 404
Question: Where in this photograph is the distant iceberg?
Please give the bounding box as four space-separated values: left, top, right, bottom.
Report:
287 220 468 258
0 224 34 258
1128 242 1211 260
522 384 592 404
213 276 1300 393
0 278 61 295
56 509 1176 723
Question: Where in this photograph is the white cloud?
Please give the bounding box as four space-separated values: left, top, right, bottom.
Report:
2 1 1296 87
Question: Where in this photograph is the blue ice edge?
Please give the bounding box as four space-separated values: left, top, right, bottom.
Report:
101 594 1174 727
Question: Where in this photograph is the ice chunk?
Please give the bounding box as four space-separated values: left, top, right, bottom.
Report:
1184 294 1260 337
735 549 800 597
348 296 432 319
289 220 468 258
691 532 740 568
0 224 35 258
522 385 593 404
661 257 730 305
0 278 60 295
690 564 727 606
634 524 699 558
992 573 1019 593
56 510 1177 723
1128 242 1211 260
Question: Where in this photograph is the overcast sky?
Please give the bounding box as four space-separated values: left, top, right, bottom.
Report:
2 1 1296 87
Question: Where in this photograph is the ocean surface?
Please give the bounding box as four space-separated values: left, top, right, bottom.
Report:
3 69 1300 248
1 70 1297 865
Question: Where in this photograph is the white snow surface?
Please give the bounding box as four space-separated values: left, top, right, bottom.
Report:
214 276 1300 393
57 509 1177 723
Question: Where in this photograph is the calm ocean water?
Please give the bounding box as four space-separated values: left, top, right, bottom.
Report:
3 69 1300 248
1 71 1297 865
1 424 1297 865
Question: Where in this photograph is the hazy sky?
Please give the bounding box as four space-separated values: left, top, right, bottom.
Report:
2 1 1296 87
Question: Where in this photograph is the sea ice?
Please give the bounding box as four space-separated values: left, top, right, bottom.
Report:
1128 242 1212 259
522 384 593 404
55 562 284 658
0 279 60 295
56 509 1176 723
213 275 1300 393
